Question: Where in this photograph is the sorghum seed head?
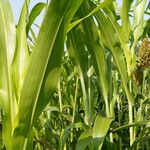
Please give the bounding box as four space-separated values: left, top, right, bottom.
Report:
139 38 150 68
131 66 143 86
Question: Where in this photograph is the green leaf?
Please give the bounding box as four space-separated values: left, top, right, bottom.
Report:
67 28 91 125
130 0 147 72
79 0 111 118
12 0 30 101
132 0 147 42
13 0 83 149
0 0 16 149
112 120 150 133
102 6 132 75
94 9 134 105
60 123 86 150
92 114 113 150
26 2 46 34
33 0 84 126
76 130 92 150
121 0 133 41
67 0 115 32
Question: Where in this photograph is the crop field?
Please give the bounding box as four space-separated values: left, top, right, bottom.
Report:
0 0 149 149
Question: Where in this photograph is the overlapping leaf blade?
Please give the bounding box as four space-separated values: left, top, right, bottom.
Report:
26 2 46 34
67 28 91 125
13 0 83 149
132 0 147 43
80 0 111 117
68 0 115 32
12 0 30 101
0 0 16 149
92 114 113 149
94 8 133 105
121 0 133 41
33 0 84 126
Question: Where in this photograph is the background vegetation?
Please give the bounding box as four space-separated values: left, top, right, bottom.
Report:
0 0 149 149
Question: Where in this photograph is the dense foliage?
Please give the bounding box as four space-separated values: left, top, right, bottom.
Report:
0 0 149 149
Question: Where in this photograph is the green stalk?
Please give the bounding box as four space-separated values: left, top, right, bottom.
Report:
67 29 91 126
72 77 79 124
129 80 134 146
71 77 79 142
58 79 63 112
79 70 90 125
115 72 122 149
129 102 134 145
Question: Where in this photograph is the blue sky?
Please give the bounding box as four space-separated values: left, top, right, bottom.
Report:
10 0 149 24
10 0 46 24
10 0 122 24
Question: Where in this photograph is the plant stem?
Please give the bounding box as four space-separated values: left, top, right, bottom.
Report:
71 77 79 142
129 80 134 146
72 77 79 124
58 79 63 112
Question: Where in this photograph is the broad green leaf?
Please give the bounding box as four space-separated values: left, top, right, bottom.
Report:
26 2 46 34
92 114 113 150
33 0 84 126
13 0 83 149
12 0 30 101
112 120 150 133
76 130 92 150
130 0 147 69
67 28 91 125
79 0 111 117
13 0 68 148
0 0 16 149
68 0 115 32
94 9 134 105
132 0 147 42
103 7 132 74
60 123 86 150
0 1 16 65
121 0 133 41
